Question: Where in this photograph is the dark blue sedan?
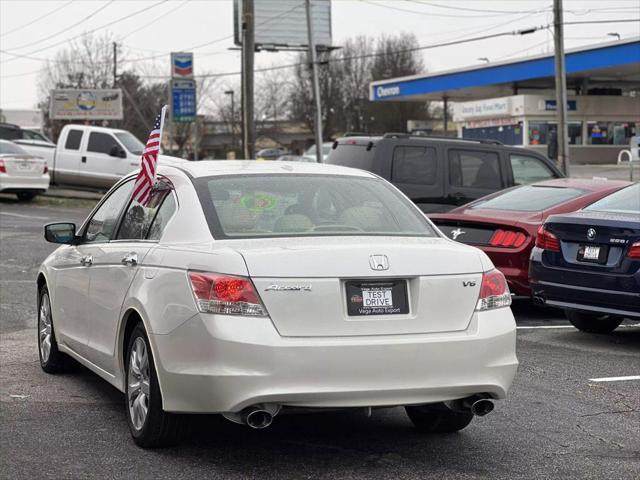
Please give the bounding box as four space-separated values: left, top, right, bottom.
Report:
529 182 640 333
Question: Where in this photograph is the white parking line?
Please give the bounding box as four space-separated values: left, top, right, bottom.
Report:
589 376 640 383
0 211 48 220
517 324 640 330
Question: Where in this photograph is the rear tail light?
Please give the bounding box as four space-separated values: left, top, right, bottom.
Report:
0 160 5 173
489 229 527 248
627 242 640 259
43 164 49 174
535 225 560 252
188 271 267 316
476 269 512 311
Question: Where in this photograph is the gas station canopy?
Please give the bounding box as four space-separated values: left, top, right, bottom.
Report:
370 38 640 103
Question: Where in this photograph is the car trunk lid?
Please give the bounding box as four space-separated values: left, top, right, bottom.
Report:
1 155 45 177
224 236 485 337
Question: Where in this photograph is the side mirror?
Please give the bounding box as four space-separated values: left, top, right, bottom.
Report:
109 145 126 158
44 223 76 244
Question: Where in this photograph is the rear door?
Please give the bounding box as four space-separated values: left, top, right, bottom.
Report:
445 147 506 207
387 144 445 213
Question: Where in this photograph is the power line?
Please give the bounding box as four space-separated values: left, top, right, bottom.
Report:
404 0 550 15
5 1 116 51
364 0 550 19
120 0 191 40
0 0 169 64
138 23 551 80
0 0 75 38
565 18 640 25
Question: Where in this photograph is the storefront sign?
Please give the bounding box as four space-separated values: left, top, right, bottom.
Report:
455 98 511 120
542 100 577 111
49 89 123 120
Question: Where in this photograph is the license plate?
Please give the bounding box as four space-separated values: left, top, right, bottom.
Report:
583 246 600 260
345 280 409 316
577 244 608 264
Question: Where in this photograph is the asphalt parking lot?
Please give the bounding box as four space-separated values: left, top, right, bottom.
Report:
1 195 638 480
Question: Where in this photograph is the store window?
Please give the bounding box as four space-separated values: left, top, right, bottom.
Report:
587 122 637 145
528 122 582 145
462 123 523 145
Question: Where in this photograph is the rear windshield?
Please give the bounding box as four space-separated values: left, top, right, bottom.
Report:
194 174 437 239
325 144 374 171
0 141 28 155
584 183 640 214
472 185 587 211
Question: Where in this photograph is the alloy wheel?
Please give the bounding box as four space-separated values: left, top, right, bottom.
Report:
38 293 52 363
127 337 151 431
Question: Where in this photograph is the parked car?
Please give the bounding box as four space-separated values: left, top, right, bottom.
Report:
429 179 631 296
529 182 640 333
15 125 184 190
0 140 49 201
0 122 56 166
326 133 564 213
302 142 333 162
38 160 517 447
256 148 286 161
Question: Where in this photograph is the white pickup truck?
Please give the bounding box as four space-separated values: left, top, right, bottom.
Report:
17 125 185 189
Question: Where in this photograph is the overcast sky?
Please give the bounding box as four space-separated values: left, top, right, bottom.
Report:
1 0 638 110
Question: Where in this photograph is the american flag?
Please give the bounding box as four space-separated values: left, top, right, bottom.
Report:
132 105 166 206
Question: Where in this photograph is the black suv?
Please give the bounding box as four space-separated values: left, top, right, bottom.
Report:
326 133 563 213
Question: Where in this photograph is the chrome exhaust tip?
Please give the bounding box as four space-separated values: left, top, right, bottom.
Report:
245 409 273 429
222 403 280 428
470 398 494 417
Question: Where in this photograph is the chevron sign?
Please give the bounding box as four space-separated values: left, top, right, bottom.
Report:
171 52 194 78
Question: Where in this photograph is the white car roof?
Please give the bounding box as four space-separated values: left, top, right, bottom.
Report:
63 124 131 135
169 160 376 178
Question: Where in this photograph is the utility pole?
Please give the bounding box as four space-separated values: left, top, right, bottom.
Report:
225 90 235 153
553 0 570 176
113 42 117 88
305 0 323 163
241 0 255 159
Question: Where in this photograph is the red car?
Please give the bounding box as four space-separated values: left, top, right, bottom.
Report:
429 178 631 297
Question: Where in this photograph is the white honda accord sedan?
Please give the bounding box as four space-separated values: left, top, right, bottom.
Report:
37 161 518 447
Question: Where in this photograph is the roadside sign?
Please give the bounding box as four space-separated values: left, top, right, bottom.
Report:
171 52 194 78
171 79 196 123
49 89 123 120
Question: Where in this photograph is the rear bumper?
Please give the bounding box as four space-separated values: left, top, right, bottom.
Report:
151 308 518 413
0 173 50 192
529 255 640 319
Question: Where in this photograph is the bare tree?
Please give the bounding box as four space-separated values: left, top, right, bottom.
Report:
287 33 431 139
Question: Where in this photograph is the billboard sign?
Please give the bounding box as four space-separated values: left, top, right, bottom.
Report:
171 52 194 78
171 79 196 123
234 0 332 49
49 89 123 120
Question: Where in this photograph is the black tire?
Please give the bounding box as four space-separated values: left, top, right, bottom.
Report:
16 192 37 202
125 323 184 448
38 286 69 373
565 310 623 334
405 403 474 433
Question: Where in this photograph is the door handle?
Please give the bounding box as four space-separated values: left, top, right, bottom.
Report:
121 252 138 266
81 156 87 163
80 255 93 266
451 192 466 203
